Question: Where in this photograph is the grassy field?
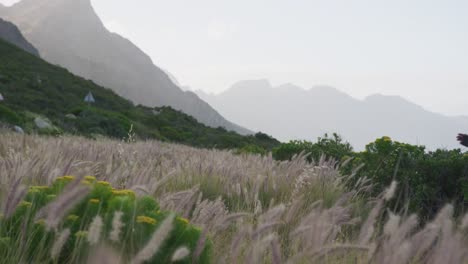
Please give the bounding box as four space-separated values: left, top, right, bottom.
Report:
1 133 468 263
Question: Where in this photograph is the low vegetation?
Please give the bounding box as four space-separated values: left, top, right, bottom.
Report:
273 134 468 221
1 133 468 263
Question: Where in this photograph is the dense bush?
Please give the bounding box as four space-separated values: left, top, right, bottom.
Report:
272 135 468 220
348 137 468 220
0 104 23 125
273 133 353 162
0 176 211 263
235 144 267 156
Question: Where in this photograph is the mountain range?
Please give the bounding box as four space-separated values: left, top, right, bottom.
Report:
0 0 250 134
196 80 468 150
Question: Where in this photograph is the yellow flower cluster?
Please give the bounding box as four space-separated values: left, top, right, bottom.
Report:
75 231 88 238
55 175 75 181
35 219 46 226
81 180 93 186
67 215 79 221
89 199 100 204
30 186 48 191
112 189 135 197
136 215 157 225
177 217 189 225
85 176 96 181
382 136 392 142
97 181 110 186
19 201 32 208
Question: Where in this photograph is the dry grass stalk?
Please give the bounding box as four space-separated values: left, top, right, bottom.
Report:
110 211 125 242
50 228 71 260
131 213 175 264
88 215 104 245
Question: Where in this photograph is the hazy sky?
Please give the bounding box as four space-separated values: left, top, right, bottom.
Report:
2 0 468 116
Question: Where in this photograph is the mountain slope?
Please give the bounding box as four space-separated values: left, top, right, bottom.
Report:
1 0 250 134
0 38 279 150
196 80 468 150
0 17 38 55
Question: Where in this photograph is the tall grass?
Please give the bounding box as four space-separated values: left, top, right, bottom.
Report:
1 133 468 263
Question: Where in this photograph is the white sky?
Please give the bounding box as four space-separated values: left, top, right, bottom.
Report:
2 0 468 116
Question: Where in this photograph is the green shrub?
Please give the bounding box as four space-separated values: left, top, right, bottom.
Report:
273 133 353 162
0 104 23 125
0 176 211 263
342 136 468 220
235 144 267 156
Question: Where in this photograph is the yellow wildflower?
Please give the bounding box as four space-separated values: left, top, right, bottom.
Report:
89 199 100 204
85 176 96 181
63 176 75 181
81 180 93 186
97 181 110 186
75 231 88 238
19 201 32 208
30 186 48 190
136 216 157 225
177 217 189 225
112 189 135 198
35 219 46 226
67 215 79 221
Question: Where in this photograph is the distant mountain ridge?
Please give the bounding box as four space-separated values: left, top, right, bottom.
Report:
196 80 468 150
1 0 250 134
0 17 38 55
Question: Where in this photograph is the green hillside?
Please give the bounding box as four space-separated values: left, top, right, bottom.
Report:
0 39 279 150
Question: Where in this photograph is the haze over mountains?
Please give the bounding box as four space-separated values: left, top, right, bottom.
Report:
196 80 468 150
0 16 37 55
0 0 250 134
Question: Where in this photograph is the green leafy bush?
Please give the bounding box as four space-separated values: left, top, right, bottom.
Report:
235 144 267 156
343 136 468 220
0 104 23 125
273 133 353 162
273 135 468 221
0 176 211 263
